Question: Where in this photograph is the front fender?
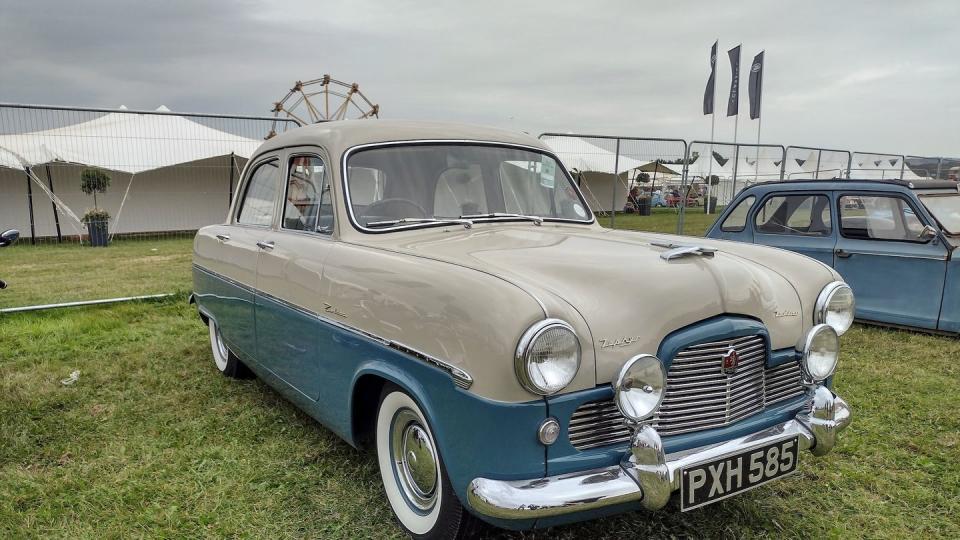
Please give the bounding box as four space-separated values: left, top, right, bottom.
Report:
349 359 546 529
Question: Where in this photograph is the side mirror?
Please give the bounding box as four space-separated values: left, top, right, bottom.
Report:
0 229 20 248
919 224 938 241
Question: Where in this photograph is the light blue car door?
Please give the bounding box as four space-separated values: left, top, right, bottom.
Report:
751 191 837 266
833 192 948 329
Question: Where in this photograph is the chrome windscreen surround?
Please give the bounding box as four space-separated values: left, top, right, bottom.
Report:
514 319 581 396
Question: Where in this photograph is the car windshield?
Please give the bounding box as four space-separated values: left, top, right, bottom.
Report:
919 193 960 234
345 143 592 230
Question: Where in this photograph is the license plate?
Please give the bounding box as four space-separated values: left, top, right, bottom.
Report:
680 436 799 511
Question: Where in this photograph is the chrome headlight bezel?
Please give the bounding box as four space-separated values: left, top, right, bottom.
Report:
799 323 839 383
815 281 855 336
515 319 581 396
612 354 666 423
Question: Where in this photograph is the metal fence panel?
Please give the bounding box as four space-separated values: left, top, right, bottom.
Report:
784 146 851 180
0 103 298 311
850 151 907 180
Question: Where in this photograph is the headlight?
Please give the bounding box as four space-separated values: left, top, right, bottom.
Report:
815 281 855 336
612 354 666 422
799 324 839 383
515 319 581 395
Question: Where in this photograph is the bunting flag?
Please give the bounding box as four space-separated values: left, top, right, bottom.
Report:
748 51 764 120
727 45 741 117
703 41 718 115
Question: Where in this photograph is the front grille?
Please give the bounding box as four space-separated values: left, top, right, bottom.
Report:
568 334 807 451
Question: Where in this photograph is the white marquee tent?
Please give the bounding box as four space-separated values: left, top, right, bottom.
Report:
0 106 265 239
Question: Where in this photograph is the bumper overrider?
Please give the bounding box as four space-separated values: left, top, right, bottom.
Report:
467 384 851 519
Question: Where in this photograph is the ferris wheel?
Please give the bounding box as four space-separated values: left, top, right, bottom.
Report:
268 75 379 138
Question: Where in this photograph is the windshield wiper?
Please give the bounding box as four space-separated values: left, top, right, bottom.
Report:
366 217 473 229
459 212 543 226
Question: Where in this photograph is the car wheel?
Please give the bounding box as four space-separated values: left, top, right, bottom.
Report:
376 387 480 539
208 319 252 379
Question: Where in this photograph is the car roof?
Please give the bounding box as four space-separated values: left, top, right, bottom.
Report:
741 178 959 192
255 119 550 158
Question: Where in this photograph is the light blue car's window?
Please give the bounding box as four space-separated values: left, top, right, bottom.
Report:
237 160 280 227
919 194 960 234
283 156 332 234
720 195 755 232
755 194 831 236
839 195 925 241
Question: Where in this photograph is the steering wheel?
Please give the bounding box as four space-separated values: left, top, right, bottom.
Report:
362 198 428 220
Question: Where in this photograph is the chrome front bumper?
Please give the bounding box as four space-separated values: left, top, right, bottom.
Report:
467 385 851 520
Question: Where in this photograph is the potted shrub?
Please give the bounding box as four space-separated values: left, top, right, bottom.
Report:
80 168 111 247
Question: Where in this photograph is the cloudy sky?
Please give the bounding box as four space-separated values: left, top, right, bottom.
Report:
2 0 958 156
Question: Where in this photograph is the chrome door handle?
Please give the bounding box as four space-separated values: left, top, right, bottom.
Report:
256 240 275 250
835 249 852 258
215 234 230 243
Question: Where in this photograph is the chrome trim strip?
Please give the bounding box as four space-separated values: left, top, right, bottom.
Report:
192 264 473 388
340 139 596 234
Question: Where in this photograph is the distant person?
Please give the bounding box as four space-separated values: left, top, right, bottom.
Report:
624 186 641 213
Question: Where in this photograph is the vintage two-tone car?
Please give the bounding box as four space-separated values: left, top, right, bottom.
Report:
707 179 960 333
192 120 852 538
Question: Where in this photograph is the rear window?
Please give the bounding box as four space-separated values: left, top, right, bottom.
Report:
720 196 755 232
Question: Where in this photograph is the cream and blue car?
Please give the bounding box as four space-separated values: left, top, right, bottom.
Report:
191 121 853 538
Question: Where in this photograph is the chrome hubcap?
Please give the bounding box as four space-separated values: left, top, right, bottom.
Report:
214 324 229 360
391 409 438 511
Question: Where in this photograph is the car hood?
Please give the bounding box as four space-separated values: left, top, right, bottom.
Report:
359 224 835 384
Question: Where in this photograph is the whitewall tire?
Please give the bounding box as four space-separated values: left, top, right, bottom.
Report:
376 387 479 539
208 319 252 379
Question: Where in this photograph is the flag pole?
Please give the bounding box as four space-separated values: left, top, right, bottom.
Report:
704 39 718 216
755 50 764 183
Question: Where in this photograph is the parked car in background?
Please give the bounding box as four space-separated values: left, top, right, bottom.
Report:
707 179 960 333
666 189 700 207
651 191 667 207
192 121 852 538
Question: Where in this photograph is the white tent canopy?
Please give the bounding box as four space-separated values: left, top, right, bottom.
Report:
541 135 646 174
0 106 263 173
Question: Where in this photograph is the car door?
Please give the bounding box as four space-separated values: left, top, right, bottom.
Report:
254 151 336 400
751 192 836 265
201 155 282 360
834 192 949 329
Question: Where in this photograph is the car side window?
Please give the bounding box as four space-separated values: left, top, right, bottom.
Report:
754 194 832 236
237 159 280 226
720 195 755 232
284 155 333 234
839 195 925 241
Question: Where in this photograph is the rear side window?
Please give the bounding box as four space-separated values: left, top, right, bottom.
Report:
755 194 832 236
839 195 925 241
284 155 333 233
237 159 280 226
720 195 755 232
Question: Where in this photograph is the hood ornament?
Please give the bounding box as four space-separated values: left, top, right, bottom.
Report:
651 242 717 261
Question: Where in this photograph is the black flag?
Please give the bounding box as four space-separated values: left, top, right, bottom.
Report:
726 45 741 117
748 51 764 119
703 41 717 115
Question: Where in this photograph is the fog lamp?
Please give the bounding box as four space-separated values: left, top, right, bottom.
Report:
612 354 666 423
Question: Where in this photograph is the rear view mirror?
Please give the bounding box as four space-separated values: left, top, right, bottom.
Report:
0 229 20 247
918 224 938 241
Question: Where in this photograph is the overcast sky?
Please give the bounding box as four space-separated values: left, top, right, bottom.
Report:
2 0 958 156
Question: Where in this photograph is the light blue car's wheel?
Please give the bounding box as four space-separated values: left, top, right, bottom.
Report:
207 320 252 379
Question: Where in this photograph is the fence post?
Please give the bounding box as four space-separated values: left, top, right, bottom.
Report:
610 138 620 228
731 145 741 197
678 142 690 235
899 156 906 180
23 167 36 245
935 158 943 180
43 164 62 243
228 152 236 205
814 151 822 180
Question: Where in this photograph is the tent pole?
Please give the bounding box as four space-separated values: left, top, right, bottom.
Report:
24 167 36 245
228 152 236 205
44 164 63 243
610 139 620 228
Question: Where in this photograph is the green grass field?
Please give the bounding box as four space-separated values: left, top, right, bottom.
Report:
2 213 959 538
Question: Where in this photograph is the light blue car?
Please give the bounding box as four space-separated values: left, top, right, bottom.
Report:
707 179 960 333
